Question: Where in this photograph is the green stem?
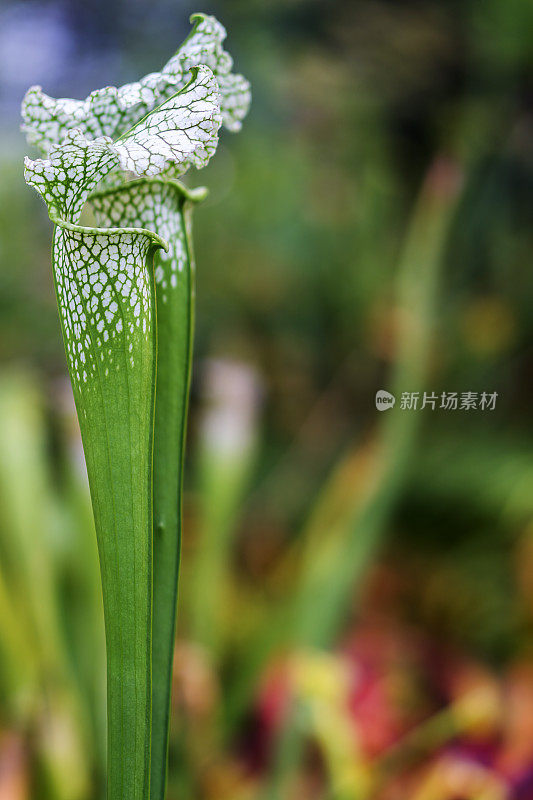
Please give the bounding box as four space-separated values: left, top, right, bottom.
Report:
257 158 463 799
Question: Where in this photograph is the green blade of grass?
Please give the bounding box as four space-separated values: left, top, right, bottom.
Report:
0 371 93 800
238 160 463 800
188 358 260 658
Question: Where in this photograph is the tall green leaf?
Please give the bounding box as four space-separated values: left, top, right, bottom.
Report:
23 14 251 799
91 177 206 799
24 66 221 800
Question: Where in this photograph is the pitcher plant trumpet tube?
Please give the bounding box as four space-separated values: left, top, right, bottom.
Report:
21 13 250 800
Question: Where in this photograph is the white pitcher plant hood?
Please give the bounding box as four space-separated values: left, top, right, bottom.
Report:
22 13 252 218
24 65 222 225
22 13 251 154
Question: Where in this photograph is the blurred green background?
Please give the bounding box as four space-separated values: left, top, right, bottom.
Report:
1 0 533 798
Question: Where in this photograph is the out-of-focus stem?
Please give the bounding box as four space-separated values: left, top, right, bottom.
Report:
260 158 463 799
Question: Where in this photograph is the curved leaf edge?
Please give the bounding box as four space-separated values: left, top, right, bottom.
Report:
48 207 170 255
90 176 209 207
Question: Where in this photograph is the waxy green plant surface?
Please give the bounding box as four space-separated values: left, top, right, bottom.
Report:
22 14 250 800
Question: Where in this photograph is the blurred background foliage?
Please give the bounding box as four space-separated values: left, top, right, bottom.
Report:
1 0 533 798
